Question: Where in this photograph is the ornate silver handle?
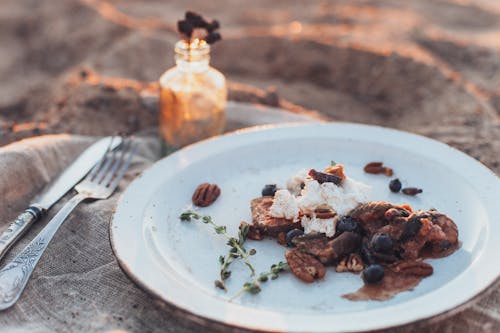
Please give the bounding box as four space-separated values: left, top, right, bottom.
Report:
0 194 87 310
0 206 43 261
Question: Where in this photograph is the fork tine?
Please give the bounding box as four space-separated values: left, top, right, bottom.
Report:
108 141 137 191
93 139 123 184
87 136 117 180
102 138 133 187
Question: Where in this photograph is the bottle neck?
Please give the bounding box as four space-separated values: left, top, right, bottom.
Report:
175 39 210 72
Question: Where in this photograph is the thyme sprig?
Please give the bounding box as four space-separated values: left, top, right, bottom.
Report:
231 261 288 300
180 210 256 291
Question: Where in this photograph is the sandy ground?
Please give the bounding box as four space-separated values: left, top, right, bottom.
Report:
0 0 499 174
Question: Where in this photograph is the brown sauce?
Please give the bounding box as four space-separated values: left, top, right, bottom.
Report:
342 269 423 301
343 243 460 301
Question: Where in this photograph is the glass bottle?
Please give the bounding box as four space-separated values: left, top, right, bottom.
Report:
159 39 227 148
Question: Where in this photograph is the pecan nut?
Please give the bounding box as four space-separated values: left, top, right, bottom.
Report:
335 257 348 272
314 205 337 219
363 162 393 176
336 253 364 273
391 260 433 277
285 249 326 283
192 183 221 207
402 187 423 196
383 167 394 177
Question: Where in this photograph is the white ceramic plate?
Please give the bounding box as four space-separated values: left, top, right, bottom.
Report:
110 123 500 333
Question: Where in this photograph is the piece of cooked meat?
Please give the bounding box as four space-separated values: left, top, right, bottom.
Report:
249 197 301 237
292 233 333 264
427 211 459 249
293 231 362 265
285 249 326 283
251 197 274 224
349 202 397 235
350 202 459 260
399 211 458 259
330 232 362 261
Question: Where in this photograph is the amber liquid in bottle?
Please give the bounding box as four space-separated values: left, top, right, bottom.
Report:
159 39 227 148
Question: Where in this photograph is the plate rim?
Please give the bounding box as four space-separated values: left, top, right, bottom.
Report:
110 122 500 332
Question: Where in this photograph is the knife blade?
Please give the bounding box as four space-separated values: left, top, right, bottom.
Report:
0 136 122 260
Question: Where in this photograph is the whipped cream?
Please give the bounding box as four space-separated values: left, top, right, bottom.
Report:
269 168 372 237
298 177 371 216
269 189 300 221
286 169 308 196
301 215 339 237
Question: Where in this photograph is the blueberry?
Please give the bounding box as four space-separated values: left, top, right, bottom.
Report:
400 216 422 241
362 265 385 284
261 184 278 196
361 242 377 265
336 216 359 234
389 178 402 193
286 229 304 247
371 234 394 253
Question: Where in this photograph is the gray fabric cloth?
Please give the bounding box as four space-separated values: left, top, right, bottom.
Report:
0 135 175 333
0 129 498 332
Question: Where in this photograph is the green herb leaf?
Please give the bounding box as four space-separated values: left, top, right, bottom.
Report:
245 262 255 275
233 261 289 299
239 224 249 244
180 210 257 291
243 282 261 294
215 225 226 234
222 270 231 279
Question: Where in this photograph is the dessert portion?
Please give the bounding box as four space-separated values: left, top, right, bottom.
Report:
243 164 370 241
241 163 459 301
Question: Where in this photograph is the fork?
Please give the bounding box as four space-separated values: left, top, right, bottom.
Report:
0 138 137 310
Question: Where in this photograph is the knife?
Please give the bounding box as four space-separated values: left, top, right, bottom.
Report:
0 136 122 261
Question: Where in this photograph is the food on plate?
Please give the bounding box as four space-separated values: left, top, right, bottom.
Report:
363 161 393 176
247 164 371 240
366 163 423 196
389 178 402 192
261 184 278 197
182 162 459 301
244 163 459 301
192 183 221 207
285 249 326 283
401 187 423 196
